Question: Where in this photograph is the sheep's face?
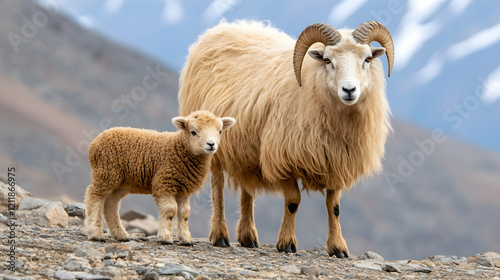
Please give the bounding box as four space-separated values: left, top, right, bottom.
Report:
172 111 236 155
308 33 386 106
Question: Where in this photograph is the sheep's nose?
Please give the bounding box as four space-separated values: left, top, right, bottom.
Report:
207 142 215 148
342 86 356 97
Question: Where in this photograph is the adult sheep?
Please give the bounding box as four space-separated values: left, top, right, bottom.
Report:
179 20 394 258
84 111 235 245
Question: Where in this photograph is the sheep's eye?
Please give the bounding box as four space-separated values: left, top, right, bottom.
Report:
190 131 197 136
324 58 331 64
219 130 222 134
365 57 372 63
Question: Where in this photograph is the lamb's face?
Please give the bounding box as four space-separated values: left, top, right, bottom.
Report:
173 111 236 155
308 32 386 106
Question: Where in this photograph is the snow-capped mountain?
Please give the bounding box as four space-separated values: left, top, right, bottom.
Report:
53 0 500 152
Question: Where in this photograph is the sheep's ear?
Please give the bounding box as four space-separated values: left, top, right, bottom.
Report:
308 49 324 61
172 117 188 131
221 117 236 130
371 47 386 59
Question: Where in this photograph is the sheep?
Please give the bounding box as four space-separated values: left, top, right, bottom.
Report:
84 111 236 245
178 20 394 257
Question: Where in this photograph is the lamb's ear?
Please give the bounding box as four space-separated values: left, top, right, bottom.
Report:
172 117 188 131
221 117 236 130
308 49 324 61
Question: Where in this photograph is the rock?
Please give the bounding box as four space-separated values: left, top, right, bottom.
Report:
143 271 160 280
239 270 257 275
232 247 249 254
194 275 211 280
55 270 76 280
0 182 30 210
121 210 148 221
353 260 383 271
428 255 467 264
359 251 384 261
280 264 301 274
467 252 500 267
301 265 320 279
159 262 199 277
63 257 91 271
16 197 69 227
126 214 158 236
382 263 402 273
65 203 86 218
74 272 112 280
104 243 132 260
413 267 433 273
74 241 100 258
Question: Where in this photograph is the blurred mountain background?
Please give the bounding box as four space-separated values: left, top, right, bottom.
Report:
1 0 499 260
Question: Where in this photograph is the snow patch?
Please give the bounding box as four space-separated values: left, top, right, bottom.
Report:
161 0 183 25
328 0 368 27
482 66 500 103
447 22 500 61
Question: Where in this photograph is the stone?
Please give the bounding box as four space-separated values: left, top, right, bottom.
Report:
126 214 158 236
353 260 383 271
16 197 69 227
55 270 76 280
194 275 211 280
467 252 500 267
64 203 86 218
104 243 132 260
63 257 91 272
301 265 320 279
428 255 467 263
74 242 99 258
143 271 160 280
0 182 30 210
74 272 112 280
159 262 199 277
359 251 384 261
280 264 301 274
382 263 402 273
121 210 148 221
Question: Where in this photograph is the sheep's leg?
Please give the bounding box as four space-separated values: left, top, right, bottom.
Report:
154 194 177 245
84 184 107 241
326 189 349 258
237 189 259 248
276 179 301 253
103 188 129 241
176 194 193 246
209 168 231 247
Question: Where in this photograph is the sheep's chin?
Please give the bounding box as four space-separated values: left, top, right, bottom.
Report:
203 149 217 155
340 98 358 106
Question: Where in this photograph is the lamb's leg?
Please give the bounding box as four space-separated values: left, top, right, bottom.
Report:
103 188 129 241
209 167 231 247
326 189 349 258
237 189 259 248
176 194 193 246
84 184 108 241
276 179 301 253
154 194 177 245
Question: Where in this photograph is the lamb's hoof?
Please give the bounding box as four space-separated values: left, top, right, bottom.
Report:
159 240 174 245
178 241 194 247
329 248 349 258
116 238 130 242
89 236 106 242
213 237 231 247
240 240 259 248
277 243 297 253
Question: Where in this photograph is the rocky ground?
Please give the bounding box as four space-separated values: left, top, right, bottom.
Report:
1 183 500 280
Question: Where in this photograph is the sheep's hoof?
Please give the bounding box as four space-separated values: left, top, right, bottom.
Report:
178 241 194 247
240 240 259 248
159 240 174 245
329 248 349 258
277 242 296 253
213 237 231 247
116 238 130 242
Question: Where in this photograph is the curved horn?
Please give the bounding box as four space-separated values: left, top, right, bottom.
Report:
293 23 341 87
352 21 394 77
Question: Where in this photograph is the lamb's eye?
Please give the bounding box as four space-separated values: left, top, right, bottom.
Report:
219 130 222 134
191 131 197 136
324 58 331 64
365 57 372 63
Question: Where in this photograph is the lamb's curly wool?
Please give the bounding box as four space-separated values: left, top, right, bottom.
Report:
179 20 393 257
84 111 235 245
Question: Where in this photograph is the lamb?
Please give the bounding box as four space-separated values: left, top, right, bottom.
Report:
179 20 394 257
84 111 236 245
